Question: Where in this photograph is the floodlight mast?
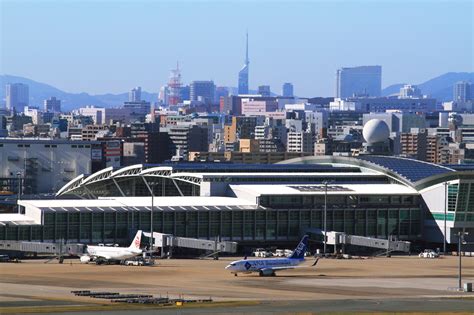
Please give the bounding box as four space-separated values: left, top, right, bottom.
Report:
141 176 154 264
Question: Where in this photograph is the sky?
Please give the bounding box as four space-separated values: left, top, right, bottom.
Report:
1 0 473 96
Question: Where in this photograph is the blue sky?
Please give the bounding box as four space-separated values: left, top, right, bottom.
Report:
1 0 473 96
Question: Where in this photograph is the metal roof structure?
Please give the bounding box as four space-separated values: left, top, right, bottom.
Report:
20 197 258 211
56 156 470 198
281 155 461 188
356 155 454 183
230 183 419 198
56 163 363 197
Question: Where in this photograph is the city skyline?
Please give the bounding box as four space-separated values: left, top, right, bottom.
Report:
1 1 472 96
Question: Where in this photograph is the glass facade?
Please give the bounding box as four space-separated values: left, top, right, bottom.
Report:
0 193 423 244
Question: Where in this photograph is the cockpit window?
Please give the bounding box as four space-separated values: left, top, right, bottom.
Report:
230 263 236 266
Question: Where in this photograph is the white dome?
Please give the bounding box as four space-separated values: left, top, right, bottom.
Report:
363 119 390 144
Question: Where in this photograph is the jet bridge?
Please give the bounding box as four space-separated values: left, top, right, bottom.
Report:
307 229 411 253
143 232 237 257
0 240 84 257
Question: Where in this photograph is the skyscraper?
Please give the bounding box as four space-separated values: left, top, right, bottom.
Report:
190 81 215 104
282 83 294 97
336 66 382 98
44 97 61 113
238 32 249 95
6 83 29 113
258 85 271 97
129 87 142 102
453 81 472 102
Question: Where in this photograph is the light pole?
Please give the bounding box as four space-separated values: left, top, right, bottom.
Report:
443 182 448 254
457 231 469 291
16 172 22 214
141 176 154 264
323 180 329 255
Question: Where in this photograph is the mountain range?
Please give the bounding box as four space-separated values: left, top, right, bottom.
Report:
381 72 473 100
1 72 473 111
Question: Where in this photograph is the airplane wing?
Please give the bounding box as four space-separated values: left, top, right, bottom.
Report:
261 258 320 272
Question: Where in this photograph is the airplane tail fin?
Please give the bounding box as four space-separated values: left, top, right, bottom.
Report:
289 235 309 259
129 230 142 249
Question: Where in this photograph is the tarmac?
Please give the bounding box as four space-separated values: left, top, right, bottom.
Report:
0 255 473 313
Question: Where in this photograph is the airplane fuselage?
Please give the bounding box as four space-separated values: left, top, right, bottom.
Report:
86 246 142 261
226 257 304 274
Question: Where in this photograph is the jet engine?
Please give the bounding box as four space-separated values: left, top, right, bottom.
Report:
80 255 91 263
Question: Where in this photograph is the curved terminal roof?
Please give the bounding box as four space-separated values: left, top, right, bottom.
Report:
355 155 455 183
57 156 466 197
280 155 461 189
56 162 362 197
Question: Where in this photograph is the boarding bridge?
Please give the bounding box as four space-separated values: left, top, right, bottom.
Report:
143 232 237 255
307 229 411 253
0 240 84 256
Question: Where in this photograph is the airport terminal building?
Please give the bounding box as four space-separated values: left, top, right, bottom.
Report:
1 156 473 248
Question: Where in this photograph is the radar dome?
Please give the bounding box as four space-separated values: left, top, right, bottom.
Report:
363 119 390 144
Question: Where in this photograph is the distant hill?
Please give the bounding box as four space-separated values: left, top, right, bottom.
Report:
0 75 158 111
382 72 474 101
2 72 473 111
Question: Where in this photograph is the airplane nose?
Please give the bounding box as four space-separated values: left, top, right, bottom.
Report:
225 265 230 269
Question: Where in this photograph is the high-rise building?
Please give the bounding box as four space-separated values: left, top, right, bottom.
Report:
453 81 472 102
44 97 61 113
258 85 271 97
179 85 190 101
190 81 215 104
399 84 422 99
336 66 382 98
282 83 294 97
159 86 170 105
6 83 29 113
215 87 229 103
238 32 250 95
129 87 142 102
287 131 314 153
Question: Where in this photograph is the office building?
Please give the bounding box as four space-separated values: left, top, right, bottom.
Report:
168 125 209 159
238 32 250 95
453 81 472 102
6 83 29 113
258 85 271 97
399 85 422 99
224 116 258 144
78 106 105 125
336 66 382 98
122 101 151 116
43 97 61 113
129 87 142 102
287 131 314 153
282 83 294 97
0 114 7 137
0 139 96 194
190 81 215 104
330 97 436 113
241 100 278 116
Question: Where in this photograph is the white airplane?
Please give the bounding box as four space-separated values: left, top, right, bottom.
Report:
80 230 143 264
225 235 319 276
